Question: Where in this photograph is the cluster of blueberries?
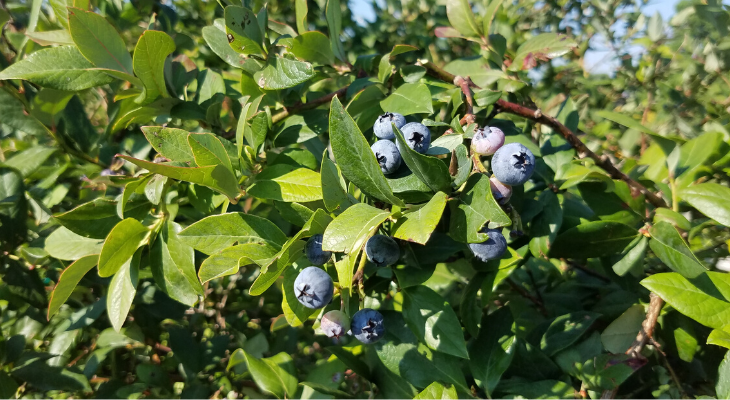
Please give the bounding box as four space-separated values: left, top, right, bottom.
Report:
292 234 389 344
291 112 536 345
370 112 535 263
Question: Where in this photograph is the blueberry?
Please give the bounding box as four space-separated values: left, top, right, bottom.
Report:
365 235 400 267
371 140 402 175
489 176 512 205
305 234 331 265
400 122 431 154
293 267 334 309
321 310 350 339
469 228 507 262
351 308 385 344
472 126 505 156
374 112 406 140
491 143 535 186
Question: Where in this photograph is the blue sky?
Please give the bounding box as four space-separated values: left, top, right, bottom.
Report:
348 0 715 74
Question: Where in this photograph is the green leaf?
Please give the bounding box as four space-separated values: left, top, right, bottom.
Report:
374 312 469 393
248 165 323 202
649 221 707 279
641 272 730 329
0 88 48 136
380 83 434 116
141 126 196 163
234 349 298 398
426 134 463 155
98 218 149 277
0 46 114 90
188 132 233 173
321 153 354 212
595 110 657 135
392 125 451 193
0 168 28 247
54 198 133 239
402 285 469 359
249 240 306 296
612 236 648 277
322 203 390 253
452 144 472 187
550 221 639 258
510 33 578 71
68 8 135 80
414 382 458 399
178 212 287 255
528 190 562 258
4 146 56 178
286 31 334 65
202 25 248 69
117 155 241 202
253 56 314 90
112 97 179 131
151 221 203 306
325 0 346 62
717 351 730 398
541 312 601 356
482 0 504 36
449 174 511 243
198 242 279 284
446 0 481 37
653 208 692 231
469 307 516 396
295 0 307 34
47 255 98 319
224 6 265 56
679 183 730 227
329 96 404 206
107 251 140 332
600 305 644 354
45 226 104 260
392 192 448 244
133 30 175 102
244 111 268 153
281 263 318 326
335 251 358 293
708 328 730 350
647 11 664 41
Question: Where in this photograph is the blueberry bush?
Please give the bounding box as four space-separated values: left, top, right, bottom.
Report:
1 0 730 398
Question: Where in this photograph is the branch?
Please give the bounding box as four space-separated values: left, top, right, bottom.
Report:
601 292 664 399
419 60 668 208
271 86 349 124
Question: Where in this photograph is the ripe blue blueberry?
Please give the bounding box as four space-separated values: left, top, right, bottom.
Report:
491 142 535 186
305 234 331 265
351 308 385 344
371 140 402 175
321 310 350 339
374 112 406 140
400 122 431 154
489 176 512 205
293 267 334 309
469 228 507 262
472 126 505 156
365 234 400 267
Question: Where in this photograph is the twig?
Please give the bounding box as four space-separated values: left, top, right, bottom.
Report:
627 293 664 358
601 293 664 399
506 277 548 316
567 261 611 283
271 86 349 124
420 60 668 209
454 76 474 115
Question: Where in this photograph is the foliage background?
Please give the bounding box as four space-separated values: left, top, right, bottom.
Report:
1 0 730 398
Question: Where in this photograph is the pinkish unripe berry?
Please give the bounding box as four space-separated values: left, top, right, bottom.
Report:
321 310 350 339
